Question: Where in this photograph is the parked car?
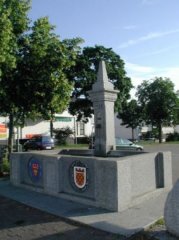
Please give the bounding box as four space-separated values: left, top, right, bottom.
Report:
23 135 54 151
116 138 143 151
89 137 143 151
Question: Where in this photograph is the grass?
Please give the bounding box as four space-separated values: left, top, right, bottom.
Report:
139 140 179 145
147 218 165 230
163 141 179 144
55 141 179 149
139 140 157 145
150 218 165 227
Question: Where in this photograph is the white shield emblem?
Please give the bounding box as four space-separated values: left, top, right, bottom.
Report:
74 166 86 189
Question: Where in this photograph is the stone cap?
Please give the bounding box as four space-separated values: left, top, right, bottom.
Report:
92 61 114 91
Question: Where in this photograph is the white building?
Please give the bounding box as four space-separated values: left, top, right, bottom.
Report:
115 115 139 140
0 111 94 143
0 112 178 143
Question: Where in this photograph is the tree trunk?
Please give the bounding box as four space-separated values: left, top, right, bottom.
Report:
131 128 134 141
8 113 14 160
158 122 162 143
50 118 53 138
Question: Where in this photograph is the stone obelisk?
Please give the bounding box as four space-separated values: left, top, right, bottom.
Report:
88 61 119 156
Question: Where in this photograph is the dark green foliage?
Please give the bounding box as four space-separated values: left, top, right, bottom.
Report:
0 146 9 174
136 77 178 143
0 0 31 155
16 17 79 120
53 127 74 145
0 1 82 154
166 132 179 142
0 0 31 115
0 0 31 73
141 130 156 140
68 45 132 121
118 99 143 140
2 159 10 173
77 137 90 144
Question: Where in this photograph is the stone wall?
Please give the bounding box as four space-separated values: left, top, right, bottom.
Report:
10 151 172 212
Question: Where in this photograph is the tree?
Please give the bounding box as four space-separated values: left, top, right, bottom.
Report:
0 0 31 154
0 0 82 155
53 127 73 145
172 95 179 125
68 45 132 121
0 0 31 74
136 77 178 143
118 99 143 140
18 18 82 136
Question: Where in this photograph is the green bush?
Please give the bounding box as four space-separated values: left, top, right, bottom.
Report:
2 159 10 173
77 136 90 144
0 146 9 174
166 132 179 142
53 127 73 145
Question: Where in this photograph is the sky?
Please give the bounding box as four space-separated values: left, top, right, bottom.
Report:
29 0 179 97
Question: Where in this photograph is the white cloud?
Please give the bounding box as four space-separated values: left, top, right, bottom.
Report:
132 45 179 59
160 67 179 90
119 29 179 48
125 62 154 74
125 62 179 98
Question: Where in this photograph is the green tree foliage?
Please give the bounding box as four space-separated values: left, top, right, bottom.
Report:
53 127 73 145
18 18 80 118
166 132 179 142
0 0 82 154
173 95 179 125
0 0 31 154
0 0 30 73
19 17 83 136
68 45 132 121
136 77 178 143
118 99 142 140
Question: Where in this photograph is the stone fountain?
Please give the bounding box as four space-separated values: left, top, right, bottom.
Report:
10 61 172 212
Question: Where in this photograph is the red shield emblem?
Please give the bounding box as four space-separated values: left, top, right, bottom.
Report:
74 166 86 189
28 158 42 182
32 163 39 176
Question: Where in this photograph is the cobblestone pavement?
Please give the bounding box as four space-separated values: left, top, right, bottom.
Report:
0 196 177 240
1 194 179 240
0 195 126 240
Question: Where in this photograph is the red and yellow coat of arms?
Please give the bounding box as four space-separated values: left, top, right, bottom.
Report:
74 166 86 189
28 158 42 182
70 161 88 192
32 163 39 176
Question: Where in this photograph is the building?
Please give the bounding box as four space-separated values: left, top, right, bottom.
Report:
0 116 8 141
0 112 178 144
115 115 139 140
0 111 94 144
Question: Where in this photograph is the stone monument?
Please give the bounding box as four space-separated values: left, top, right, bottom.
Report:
10 61 173 212
164 179 179 237
88 61 119 156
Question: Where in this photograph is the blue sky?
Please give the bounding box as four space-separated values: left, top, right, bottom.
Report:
29 0 179 97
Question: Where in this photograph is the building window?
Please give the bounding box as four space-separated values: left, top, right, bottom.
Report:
54 116 72 122
77 122 85 136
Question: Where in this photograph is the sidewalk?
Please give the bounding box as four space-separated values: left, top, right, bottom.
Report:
0 178 177 240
